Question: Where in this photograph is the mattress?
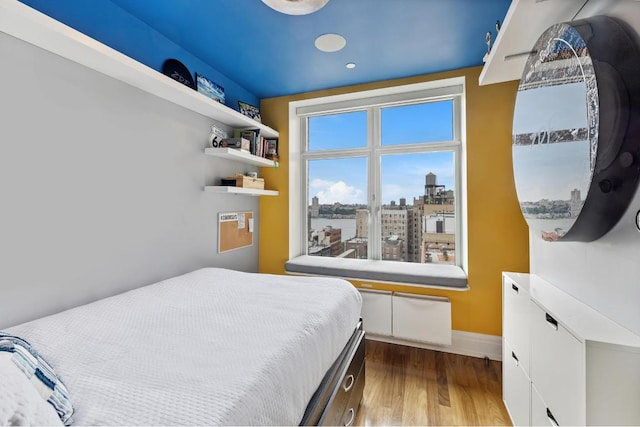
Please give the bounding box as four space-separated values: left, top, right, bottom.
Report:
6 268 362 425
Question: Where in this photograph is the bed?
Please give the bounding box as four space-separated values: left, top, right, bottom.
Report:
0 268 364 426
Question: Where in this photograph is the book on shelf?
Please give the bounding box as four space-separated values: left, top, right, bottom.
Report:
234 128 260 156
233 128 278 161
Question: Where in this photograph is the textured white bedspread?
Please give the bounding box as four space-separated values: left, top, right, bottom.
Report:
7 268 362 426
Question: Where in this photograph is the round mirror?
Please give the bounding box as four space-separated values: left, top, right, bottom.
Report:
512 16 640 242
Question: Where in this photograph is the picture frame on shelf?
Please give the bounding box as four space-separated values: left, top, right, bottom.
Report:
265 138 279 160
196 73 225 104
238 101 261 123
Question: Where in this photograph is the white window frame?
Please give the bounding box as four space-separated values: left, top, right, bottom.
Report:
288 77 468 276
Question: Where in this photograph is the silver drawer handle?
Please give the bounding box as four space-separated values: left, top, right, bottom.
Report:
343 374 354 392
547 408 559 426
545 313 558 331
344 408 355 427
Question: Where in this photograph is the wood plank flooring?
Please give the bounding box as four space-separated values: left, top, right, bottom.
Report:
354 339 512 426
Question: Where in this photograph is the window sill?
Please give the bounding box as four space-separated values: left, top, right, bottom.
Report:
285 256 469 290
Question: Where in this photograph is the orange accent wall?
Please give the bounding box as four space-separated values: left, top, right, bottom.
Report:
259 66 529 336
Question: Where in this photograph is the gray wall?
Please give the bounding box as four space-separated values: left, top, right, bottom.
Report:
530 0 640 336
0 32 260 328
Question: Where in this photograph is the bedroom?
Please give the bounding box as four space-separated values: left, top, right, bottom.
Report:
1 0 639 425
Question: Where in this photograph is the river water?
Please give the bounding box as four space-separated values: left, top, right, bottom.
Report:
310 218 357 242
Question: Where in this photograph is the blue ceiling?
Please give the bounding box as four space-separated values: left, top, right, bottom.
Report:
19 0 511 101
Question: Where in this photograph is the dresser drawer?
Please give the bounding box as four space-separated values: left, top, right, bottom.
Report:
531 302 584 425
503 275 530 375
531 383 555 426
320 331 365 426
341 361 365 427
503 339 530 427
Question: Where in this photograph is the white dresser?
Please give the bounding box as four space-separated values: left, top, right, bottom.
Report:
502 272 640 426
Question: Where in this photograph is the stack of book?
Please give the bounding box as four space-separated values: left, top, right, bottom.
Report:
234 128 278 160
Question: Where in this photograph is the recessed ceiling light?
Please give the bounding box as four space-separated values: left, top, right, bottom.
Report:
262 0 330 15
346 62 356 69
315 33 346 52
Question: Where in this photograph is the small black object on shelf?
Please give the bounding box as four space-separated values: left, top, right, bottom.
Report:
220 178 237 187
162 58 195 89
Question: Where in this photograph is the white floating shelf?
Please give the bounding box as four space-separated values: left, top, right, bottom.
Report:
0 0 278 138
204 148 278 167
479 0 587 86
204 186 279 197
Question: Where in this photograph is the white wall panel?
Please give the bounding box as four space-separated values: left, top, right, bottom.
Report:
0 32 259 328
358 289 392 336
530 0 640 337
392 293 451 345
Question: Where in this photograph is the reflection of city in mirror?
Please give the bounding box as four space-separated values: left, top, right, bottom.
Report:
512 16 640 242
512 23 594 242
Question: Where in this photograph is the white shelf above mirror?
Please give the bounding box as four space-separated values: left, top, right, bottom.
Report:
479 0 588 86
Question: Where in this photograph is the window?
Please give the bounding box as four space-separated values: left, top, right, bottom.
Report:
288 78 467 283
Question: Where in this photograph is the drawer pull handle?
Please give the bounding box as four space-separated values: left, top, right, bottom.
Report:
546 408 559 426
343 374 355 392
344 408 355 427
511 351 519 366
511 283 519 293
545 313 558 330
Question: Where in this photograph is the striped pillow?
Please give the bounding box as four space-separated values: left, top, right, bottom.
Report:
0 333 74 425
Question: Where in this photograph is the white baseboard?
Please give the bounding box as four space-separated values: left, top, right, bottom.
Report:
366 330 502 361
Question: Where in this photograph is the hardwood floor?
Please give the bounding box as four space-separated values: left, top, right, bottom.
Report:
353 340 512 426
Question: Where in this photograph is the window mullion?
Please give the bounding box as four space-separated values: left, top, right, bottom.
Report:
453 96 461 146
302 148 369 161
453 96 463 269
369 107 381 260
454 145 462 268
377 140 460 156
300 117 310 256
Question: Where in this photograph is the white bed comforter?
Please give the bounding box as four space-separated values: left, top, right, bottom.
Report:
7 268 362 426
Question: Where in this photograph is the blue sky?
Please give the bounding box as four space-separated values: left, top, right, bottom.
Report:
308 101 455 205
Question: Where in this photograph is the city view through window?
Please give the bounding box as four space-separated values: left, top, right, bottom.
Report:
308 169 456 265
305 99 459 265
